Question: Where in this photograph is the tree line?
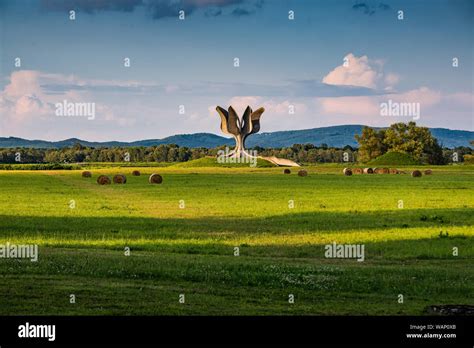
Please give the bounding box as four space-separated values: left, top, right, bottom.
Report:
0 123 472 165
0 143 359 164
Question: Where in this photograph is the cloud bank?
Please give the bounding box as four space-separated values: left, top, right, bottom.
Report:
1 53 472 141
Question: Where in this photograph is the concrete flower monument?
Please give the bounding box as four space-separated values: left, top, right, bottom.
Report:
216 105 300 166
216 105 264 158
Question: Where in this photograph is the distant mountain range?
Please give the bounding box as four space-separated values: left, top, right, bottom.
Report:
1 125 472 149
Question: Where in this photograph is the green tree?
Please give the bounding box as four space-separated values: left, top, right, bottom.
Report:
355 127 387 162
383 122 443 164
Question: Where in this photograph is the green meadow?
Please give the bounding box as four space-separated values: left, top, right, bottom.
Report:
0 163 473 315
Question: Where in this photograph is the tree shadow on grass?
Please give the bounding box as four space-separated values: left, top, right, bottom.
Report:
0 207 471 238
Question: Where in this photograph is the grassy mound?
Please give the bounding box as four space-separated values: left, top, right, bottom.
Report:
172 156 275 168
369 152 419 165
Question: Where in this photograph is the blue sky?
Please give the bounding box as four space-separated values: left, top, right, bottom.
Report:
0 0 472 141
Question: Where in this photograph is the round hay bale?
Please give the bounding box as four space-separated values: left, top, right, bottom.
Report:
373 167 380 174
411 170 422 177
297 169 308 177
363 168 374 174
343 168 353 176
97 175 111 185
82 171 92 178
389 168 399 174
373 167 389 174
283 168 291 174
424 169 432 175
132 170 141 176
149 173 163 184
113 174 127 184
353 168 363 174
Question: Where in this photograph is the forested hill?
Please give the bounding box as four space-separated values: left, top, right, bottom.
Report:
1 125 472 149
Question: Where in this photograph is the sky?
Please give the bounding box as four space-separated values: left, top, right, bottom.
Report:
0 0 472 141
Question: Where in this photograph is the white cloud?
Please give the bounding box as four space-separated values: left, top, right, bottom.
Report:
317 87 447 125
0 70 129 138
317 55 470 127
224 96 307 117
323 53 399 90
1 71 54 121
318 96 379 118
14 95 45 118
227 96 260 114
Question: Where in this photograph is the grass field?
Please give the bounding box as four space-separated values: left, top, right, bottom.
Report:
0 163 473 315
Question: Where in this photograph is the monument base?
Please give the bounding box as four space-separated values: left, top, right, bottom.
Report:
259 156 300 167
